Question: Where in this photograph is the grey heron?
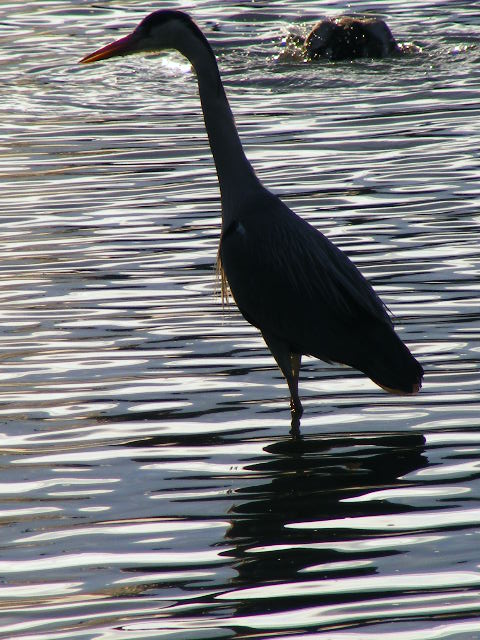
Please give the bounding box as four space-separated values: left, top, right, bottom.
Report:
81 10 423 433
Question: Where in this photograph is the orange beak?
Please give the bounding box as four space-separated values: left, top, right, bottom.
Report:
80 33 137 64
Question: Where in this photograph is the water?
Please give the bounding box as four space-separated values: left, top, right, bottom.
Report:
1 0 480 638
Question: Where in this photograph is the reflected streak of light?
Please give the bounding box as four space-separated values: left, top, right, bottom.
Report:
15 520 229 544
341 485 470 502
217 570 480 600
0 549 231 573
249 534 445 555
287 507 480 531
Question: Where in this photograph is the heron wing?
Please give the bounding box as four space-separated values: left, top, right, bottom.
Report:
220 195 392 360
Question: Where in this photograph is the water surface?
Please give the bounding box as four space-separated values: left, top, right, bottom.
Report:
1 1 480 638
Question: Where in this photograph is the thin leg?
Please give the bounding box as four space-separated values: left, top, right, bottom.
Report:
261 331 303 435
288 353 303 438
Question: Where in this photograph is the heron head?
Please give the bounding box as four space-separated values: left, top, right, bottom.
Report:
80 10 199 64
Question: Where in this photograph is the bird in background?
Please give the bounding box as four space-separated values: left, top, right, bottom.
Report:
304 15 400 60
81 10 423 435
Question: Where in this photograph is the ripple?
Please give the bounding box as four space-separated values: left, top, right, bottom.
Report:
1 1 480 638
0 549 229 574
288 507 480 531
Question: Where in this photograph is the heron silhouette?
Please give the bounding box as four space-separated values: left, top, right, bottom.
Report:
81 10 423 434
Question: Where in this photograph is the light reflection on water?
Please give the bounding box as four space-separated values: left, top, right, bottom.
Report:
1 0 480 638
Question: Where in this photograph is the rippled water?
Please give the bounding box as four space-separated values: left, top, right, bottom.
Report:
1 1 480 638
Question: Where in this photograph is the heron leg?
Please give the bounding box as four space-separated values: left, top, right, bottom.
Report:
288 352 303 438
261 332 303 434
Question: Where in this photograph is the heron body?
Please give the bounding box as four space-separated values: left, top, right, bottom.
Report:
81 10 423 432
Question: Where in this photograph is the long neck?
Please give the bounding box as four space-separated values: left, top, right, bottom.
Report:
178 34 261 219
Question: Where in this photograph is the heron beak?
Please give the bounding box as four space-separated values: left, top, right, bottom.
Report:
80 32 137 64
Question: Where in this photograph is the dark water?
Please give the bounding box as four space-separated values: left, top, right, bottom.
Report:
1 1 480 638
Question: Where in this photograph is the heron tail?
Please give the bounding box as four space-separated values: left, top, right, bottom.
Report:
354 323 424 395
